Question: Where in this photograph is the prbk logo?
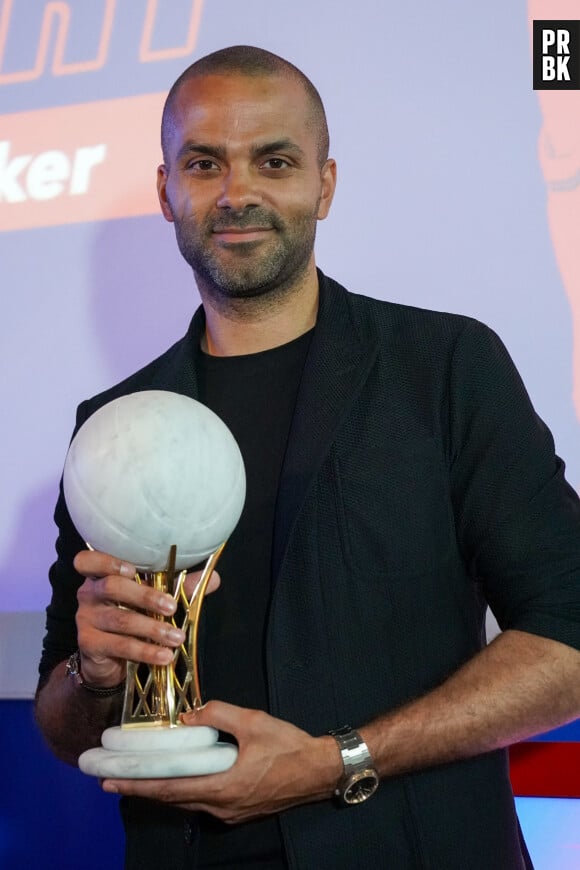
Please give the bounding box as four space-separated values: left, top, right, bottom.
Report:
533 20 580 89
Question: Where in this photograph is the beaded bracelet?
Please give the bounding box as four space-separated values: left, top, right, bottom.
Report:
66 651 126 697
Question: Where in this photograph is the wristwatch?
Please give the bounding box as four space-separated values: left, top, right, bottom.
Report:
329 725 379 806
66 650 125 698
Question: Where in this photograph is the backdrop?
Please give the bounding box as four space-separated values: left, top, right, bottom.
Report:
0 0 578 709
3 2 580 866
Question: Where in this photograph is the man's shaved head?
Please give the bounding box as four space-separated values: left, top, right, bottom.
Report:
161 45 330 167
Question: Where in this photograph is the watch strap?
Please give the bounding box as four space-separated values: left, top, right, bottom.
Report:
329 725 379 805
330 726 371 776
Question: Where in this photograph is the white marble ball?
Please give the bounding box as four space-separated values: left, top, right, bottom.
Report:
63 390 246 571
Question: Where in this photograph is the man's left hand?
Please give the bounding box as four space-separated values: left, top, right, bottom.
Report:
101 700 341 823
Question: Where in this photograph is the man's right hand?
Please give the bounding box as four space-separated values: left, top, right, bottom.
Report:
72 549 220 689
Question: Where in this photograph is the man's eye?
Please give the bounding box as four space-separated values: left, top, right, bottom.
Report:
189 159 218 171
262 157 289 170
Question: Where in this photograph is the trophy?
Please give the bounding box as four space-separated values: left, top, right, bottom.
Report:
62 390 246 778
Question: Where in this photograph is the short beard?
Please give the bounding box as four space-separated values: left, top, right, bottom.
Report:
173 205 319 310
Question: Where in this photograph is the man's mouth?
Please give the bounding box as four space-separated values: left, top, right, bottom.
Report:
212 227 274 243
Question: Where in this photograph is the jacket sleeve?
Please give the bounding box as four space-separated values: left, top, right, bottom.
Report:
37 401 91 686
449 319 580 649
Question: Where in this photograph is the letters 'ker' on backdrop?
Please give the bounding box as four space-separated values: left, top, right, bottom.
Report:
0 0 203 230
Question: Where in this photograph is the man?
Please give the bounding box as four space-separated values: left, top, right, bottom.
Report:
36 46 580 870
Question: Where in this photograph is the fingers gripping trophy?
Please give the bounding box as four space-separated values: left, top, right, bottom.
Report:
62 390 246 779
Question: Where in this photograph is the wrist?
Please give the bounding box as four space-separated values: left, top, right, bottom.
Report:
317 734 345 795
294 734 344 804
66 651 126 697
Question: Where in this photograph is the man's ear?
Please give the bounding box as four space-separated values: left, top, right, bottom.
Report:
157 164 174 223
317 158 337 221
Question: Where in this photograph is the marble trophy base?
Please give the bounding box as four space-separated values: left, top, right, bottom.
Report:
79 725 238 779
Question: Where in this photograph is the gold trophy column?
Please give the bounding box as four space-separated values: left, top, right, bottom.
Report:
121 543 226 729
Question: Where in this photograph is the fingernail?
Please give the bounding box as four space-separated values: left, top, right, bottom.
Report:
156 648 173 664
165 628 185 644
102 781 118 793
118 563 135 578
180 706 202 723
159 596 177 614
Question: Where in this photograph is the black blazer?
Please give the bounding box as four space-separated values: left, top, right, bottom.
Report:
44 272 580 868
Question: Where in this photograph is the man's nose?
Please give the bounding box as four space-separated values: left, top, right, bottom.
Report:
216 166 262 209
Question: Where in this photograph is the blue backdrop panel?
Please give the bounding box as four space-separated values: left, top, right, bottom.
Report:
1 701 124 870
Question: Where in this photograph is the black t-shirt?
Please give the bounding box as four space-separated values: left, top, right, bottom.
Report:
194 327 313 870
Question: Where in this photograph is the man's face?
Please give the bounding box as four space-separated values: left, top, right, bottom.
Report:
157 74 335 302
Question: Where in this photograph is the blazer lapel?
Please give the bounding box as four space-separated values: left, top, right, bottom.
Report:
272 272 379 580
148 305 206 400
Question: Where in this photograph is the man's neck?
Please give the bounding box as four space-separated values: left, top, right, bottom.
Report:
198 265 319 357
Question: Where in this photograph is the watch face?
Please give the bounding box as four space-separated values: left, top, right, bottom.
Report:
344 770 380 805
